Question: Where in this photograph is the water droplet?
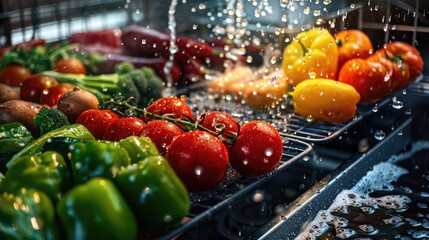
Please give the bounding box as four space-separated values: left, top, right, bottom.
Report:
281 14 288 22
74 162 81 170
308 71 317 79
265 148 273 157
323 0 331 5
374 130 386 140
313 10 321 17
195 166 203 176
358 138 369 152
372 104 379 112
392 100 403 109
252 190 265 202
164 215 172 223
306 115 314 122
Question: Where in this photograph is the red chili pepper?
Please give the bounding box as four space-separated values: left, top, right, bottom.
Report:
174 52 206 81
121 26 170 57
69 29 122 48
204 38 231 48
176 36 218 61
122 26 220 62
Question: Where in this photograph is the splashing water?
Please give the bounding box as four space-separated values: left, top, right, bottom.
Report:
162 0 179 96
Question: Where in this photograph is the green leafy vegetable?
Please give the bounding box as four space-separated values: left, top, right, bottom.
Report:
0 44 79 73
44 67 164 108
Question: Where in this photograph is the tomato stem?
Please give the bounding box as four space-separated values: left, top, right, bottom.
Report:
100 97 238 145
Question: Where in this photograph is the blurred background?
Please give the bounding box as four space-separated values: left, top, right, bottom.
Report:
1 0 428 71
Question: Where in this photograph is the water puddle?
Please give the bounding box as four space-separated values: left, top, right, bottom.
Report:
296 141 429 239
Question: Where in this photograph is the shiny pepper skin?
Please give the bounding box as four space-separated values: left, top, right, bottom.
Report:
293 78 361 124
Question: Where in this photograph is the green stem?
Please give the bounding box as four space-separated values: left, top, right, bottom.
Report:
48 43 81 68
383 50 403 63
101 97 237 145
298 40 309 56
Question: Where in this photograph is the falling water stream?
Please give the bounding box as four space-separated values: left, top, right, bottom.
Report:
162 0 179 97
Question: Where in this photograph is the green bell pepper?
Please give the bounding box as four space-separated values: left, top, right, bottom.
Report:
0 151 71 202
114 155 190 237
118 135 160 164
0 188 60 240
70 140 130 184
7 124 95 169
57 177 137 240
0 122 34 164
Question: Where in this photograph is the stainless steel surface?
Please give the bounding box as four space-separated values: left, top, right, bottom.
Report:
254 117 413 239
1 0 429 239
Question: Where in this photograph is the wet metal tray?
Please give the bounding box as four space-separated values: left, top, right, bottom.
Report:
178 85 362 144
251 115 414 239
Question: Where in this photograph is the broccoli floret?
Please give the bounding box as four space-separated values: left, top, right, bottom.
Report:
44 66 164 108
135 67 164 107
34 107 70 136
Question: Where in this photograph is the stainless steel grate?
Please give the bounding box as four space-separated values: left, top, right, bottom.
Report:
278 114 362 143
182 86 363 143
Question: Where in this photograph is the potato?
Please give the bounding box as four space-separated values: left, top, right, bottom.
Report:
0 100 43 136
0 83 20 103
57 87 99 123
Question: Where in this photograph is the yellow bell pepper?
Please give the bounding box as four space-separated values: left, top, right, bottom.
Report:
293 78 360 124
282 28 338 86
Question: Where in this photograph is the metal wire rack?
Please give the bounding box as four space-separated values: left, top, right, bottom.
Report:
180 85 361 143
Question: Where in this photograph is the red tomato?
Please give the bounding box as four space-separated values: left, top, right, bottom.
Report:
383 41 424 80
0 65 31 86
76 109 119 139
39 83 75 106
167 130 229 192
367 51 411 93
103 117 145 141
139 120 183 155
197 110 239 148
53 58 86 74
338 58 391 104
229 121 283 178
144 96 194 123
20 74 58 102
335 29 373 69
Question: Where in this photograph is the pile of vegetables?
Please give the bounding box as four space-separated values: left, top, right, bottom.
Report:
0 40 164 109
1 125 190 238
287 28 423 123
208 27 424 124
69 26 253 85
0 91 285 238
